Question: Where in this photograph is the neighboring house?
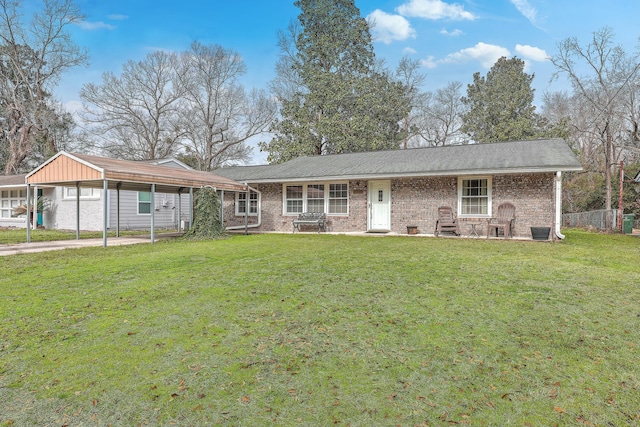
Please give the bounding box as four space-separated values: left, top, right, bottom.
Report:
0 158 195 231
0 174 28 228
216 138 583 239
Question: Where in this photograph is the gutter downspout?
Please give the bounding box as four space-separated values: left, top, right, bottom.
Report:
555 171 565 240
226 185 262 231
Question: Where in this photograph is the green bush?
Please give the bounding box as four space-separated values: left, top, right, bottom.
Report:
182 186 226 240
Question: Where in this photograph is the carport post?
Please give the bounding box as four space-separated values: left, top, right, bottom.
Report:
103 179 108 247
244 187 249 235
189 188 193 230
220 190 224 227
76 182 80 240
26 184 31 243
116 182 121 237
151 184 156 244
177 188 182 231
32 185 38 229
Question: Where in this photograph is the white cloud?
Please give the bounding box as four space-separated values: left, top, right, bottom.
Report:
515 44 548 62
397 0 476 21
368 9 416 44
436 42 510 68
64 100 84 116
108 14 129 21
509 0 537 25
420 55 438 69
77 20 115 30
403 47 418 54
440 28 463 36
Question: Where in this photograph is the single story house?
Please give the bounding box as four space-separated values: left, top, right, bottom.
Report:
1 157 193 231
216 138 583 239
0 174 28 228
1 152 246 237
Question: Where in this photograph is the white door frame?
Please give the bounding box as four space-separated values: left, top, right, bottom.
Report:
367 180 391 232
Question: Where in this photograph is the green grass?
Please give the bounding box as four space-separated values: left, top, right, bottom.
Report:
0 227 153 244
1 230 639 426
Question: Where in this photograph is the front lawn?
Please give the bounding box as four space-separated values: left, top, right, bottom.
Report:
0 227 149 245
1 231 639 426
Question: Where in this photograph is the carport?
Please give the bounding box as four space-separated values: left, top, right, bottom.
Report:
25 152 247 247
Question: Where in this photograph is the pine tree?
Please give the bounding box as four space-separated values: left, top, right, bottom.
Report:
261 0 410 163
461 56 549 143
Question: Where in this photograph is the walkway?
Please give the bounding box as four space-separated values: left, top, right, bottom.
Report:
0 234 179 257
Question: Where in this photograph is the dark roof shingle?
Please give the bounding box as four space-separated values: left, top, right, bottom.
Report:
217 138 582 183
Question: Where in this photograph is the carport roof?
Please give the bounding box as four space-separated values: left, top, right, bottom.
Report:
26 152 247 193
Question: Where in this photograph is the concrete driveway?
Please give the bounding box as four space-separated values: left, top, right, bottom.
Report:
0 234 178 257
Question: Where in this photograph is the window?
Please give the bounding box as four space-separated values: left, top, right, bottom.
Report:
329 183 348 214
286 185 303 214
284 182 349 215
459 177 491 216
138 192 152 214
307 184 325 213
1 189 26 218
236 191 258 216
64 187 100 199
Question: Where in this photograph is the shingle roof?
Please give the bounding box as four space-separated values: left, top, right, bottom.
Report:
0 174 26 187
216 138 582 183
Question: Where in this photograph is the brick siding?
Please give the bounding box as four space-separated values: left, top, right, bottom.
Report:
222 172 557 238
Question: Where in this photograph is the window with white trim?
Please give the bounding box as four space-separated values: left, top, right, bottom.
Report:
458 177 491 216
236 191 258 216
284 182 349 215
1 189 26 218
138 191 152 214
286 185 303 214
64 187 100 199
307 184 325 213
329 183 348 214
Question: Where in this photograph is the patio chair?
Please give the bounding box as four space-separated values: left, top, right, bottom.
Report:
434 206 460 236
487 202 516 238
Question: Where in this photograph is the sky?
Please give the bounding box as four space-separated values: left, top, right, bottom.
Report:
57 0 640 163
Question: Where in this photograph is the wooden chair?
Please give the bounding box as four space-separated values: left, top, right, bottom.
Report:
487 202 516 238
435 206 460 236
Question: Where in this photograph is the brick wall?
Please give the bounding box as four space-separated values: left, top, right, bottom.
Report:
222 173 557 238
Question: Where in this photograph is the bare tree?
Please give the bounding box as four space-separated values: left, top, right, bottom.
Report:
80 50 185 160
269 22 304 103
414 81 467 146
0 0 87 174
394 56 425 149
550 27 640 214
178 42 277 171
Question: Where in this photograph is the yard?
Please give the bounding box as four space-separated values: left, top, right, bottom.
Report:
1 231 639 426
0 228 151 245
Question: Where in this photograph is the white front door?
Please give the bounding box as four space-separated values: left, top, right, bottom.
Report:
368 180 391 231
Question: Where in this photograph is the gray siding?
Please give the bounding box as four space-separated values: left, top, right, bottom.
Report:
108 190 192 231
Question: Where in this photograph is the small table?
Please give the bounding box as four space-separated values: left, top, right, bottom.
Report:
468 222 482 238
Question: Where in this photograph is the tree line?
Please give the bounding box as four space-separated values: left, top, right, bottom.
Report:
0 0 638 215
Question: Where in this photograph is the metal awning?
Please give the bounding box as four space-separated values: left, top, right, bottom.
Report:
26 152 247 193
24 152 248 246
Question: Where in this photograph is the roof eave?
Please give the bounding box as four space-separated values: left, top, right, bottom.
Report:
232 166 584 184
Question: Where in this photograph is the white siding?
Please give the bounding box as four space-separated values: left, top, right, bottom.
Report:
43 186 104 231
0 186 27 228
